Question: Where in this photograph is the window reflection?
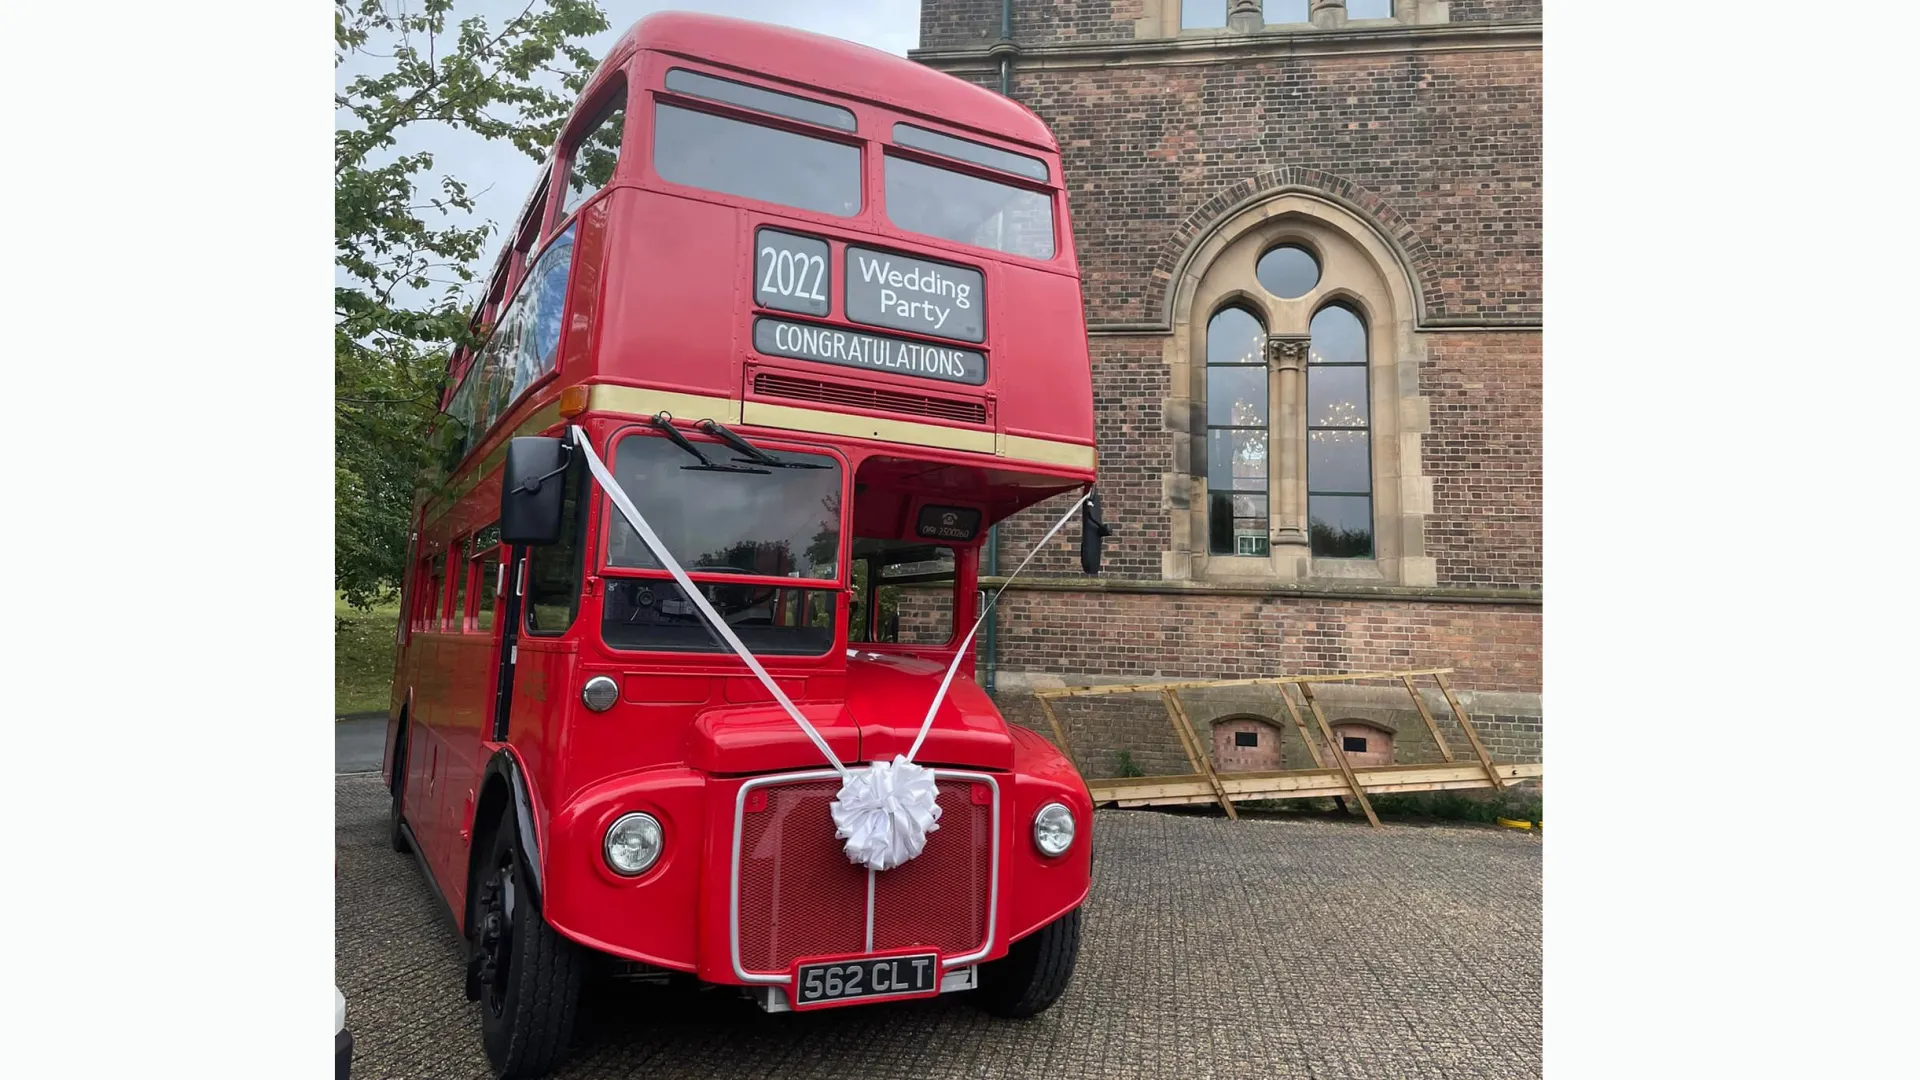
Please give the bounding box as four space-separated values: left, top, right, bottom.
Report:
1205 306 1269 556
1307 304 1372 558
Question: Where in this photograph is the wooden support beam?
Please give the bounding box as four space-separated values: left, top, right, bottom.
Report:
1036 695 1075 761
1162 689 1237 820
1275 683 1329 769
1298 683 1382 829
1400 674 1455 763
1031 668 1456 700
1433 672 1504 791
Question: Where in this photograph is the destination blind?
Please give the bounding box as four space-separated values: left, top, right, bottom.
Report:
752 317 986 386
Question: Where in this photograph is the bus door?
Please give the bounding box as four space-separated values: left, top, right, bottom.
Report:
496 454 589 799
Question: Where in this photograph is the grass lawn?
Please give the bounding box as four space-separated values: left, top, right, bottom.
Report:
336 594 400 718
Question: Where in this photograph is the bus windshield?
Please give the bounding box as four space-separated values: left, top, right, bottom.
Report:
604 432 843 581
600 432 843 656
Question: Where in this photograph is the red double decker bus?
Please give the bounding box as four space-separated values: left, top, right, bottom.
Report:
384 13 1105 1077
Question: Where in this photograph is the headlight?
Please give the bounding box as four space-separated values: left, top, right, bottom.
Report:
604 812 663 875
1032 802 1075 857
582 675 618 712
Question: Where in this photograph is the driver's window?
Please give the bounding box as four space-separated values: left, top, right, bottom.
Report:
848 540 956 646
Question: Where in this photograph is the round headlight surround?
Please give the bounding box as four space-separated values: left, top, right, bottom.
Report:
603 812 664 876
582 675 619 712
1032 802 1075 857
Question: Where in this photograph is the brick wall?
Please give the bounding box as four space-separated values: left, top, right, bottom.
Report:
1450 1 1543 22
1423 331 1541 588
991 589 1538 690
1018 50 1542 325
918 0 1003 50
914 0 1542 767
1013 0 1143 44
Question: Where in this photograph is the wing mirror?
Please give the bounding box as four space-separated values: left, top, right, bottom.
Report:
1080 488 1114 575
500 436 571 546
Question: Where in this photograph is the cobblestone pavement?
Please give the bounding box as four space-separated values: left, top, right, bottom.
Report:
337 773 1540 1079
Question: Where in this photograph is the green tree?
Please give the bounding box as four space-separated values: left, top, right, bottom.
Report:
335 0 607 609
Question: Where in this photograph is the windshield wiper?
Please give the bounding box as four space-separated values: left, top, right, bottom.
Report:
698 419 831 469
650 413 770 474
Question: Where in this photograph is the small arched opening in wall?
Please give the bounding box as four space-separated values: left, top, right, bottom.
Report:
1330 720 1395 767
1210 715 1284 772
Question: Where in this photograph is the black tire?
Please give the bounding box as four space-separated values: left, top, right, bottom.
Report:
388 724 410 854
973 907 1082 1018
470 814 584 1079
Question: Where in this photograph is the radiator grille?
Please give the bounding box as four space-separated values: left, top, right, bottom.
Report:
872 785 992 955
753 372 988 425
734 774 995 976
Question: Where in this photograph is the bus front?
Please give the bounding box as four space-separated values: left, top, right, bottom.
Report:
520 12 1099 1025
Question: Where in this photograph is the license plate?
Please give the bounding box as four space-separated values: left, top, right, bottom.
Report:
790 952 941 1010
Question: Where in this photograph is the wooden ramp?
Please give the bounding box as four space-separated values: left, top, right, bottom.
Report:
1035 668 1542 829
1093 761 1546 807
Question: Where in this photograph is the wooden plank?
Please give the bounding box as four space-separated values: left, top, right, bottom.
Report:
1400 674 1456 763
1163 689 1237 819
1298 683 1383 829
1093 762 1544 807
1433 672 1505 791
1031 668 1456 700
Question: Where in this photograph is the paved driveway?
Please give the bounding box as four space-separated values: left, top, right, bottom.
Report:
335 773 1540 1079
336 718 387 774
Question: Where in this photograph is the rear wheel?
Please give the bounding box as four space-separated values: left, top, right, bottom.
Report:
973 907 1081 1018
387 724 410 854
470 813 583 1079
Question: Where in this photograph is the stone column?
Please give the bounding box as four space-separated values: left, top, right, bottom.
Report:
1227 1 1264 34
1266 334 1312 564
1310 1 1348 30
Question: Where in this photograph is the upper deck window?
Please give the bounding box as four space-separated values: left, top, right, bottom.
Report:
562 94 626 219
664 68 855 132
883 155 1055 260
892 124 1049 183
653 103 861 217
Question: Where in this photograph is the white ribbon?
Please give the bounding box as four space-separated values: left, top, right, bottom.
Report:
569 424 1090 872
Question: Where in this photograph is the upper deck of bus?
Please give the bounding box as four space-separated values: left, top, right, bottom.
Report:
433 12 1096 518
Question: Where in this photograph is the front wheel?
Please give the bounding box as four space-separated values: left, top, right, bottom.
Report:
470 815 584 1079
972 907 1082 1018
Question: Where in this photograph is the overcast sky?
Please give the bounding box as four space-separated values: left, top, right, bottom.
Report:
337 1 920 309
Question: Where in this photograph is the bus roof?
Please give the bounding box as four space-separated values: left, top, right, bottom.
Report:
612 11 1057 153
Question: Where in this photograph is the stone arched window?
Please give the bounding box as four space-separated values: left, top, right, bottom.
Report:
1167 189 1435 586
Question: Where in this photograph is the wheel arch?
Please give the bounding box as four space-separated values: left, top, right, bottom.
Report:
470 749 547 922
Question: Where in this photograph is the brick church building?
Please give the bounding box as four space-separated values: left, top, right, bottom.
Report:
909 1 1543 776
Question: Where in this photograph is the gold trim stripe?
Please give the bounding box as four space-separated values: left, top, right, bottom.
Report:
588 384 741 423
591 383 1093 469
999 432 1096 470
744 399 995 455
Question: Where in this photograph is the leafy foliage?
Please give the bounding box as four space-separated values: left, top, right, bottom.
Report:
335 0 607 609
